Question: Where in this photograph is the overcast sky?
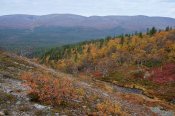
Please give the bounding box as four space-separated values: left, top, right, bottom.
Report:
0 0 175 18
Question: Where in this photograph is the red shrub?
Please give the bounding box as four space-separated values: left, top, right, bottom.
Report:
21 72 75 106
150 63 175 84
92 71 103 78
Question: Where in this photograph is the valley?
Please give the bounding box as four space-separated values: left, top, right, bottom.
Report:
0 14 175 56
0 14 175 116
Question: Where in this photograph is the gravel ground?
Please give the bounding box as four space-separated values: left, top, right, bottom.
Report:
0 74 53 116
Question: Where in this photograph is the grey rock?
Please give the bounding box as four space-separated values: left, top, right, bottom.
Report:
16 101 21 105
0 111 5 116
34 104 50 110
55 113 59 116
144 71 151 79
150 106 174 116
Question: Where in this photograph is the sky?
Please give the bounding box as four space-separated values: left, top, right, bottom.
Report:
0 0 175 18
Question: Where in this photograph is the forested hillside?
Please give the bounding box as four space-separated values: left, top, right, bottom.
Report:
1 14 175 56
41 27 175 103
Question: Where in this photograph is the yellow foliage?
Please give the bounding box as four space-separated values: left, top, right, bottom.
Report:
96 100 128 115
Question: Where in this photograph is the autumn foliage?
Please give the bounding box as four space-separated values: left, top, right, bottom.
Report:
92 71 103 78
151 63 175 84
41 29 175 79
21 72 75 106
96 100 128 115
40 29 175 102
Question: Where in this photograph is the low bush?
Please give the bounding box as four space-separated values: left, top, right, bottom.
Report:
131 70 144 78
92 71 103 78
21 72 75 106
151 63 175 84
96 100 127 115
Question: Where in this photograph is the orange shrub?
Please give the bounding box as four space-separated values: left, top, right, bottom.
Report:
21 72 75 106
96 100 128 115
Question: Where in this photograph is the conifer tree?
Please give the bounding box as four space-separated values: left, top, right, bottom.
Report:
149 27 157 36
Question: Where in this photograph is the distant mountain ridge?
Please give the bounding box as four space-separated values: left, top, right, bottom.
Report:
0 14 175 55
0 14 175 30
